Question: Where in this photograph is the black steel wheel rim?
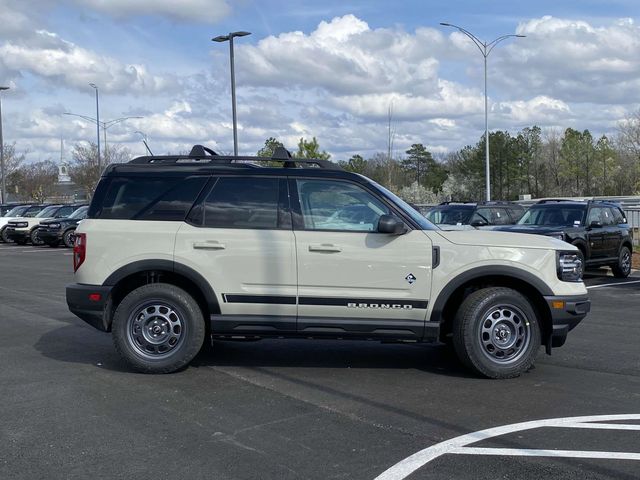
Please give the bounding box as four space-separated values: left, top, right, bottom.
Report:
477 304 531 364
127 301 186 359
621 249 631 274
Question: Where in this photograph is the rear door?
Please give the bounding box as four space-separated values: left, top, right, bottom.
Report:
174 176 297 335
603 207 623 257
290 177 432 339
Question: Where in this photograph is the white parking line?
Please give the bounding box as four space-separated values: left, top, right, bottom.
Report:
448 447 640 460
587 279 640 289
374 414 640 480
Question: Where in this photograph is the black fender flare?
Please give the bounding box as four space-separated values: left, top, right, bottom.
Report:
429 265 554 324
103 259 220 314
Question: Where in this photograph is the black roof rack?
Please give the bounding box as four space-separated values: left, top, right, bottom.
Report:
536 198 587 204
439 200 518 206
127 144 342 170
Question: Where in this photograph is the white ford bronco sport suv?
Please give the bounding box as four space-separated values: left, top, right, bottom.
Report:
67 145 590 378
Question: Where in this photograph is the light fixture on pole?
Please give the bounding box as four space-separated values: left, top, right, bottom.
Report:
0 86 9 204
440 23 525 201
212 31 251 156
89 83 101 171
64 113 143 162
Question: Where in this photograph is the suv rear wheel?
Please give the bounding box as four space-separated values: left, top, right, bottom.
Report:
612 246 632 278
453 287 541 379
112 283 205 374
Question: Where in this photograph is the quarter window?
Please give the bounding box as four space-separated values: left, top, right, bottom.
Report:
295 179 390 232
202 177 280 229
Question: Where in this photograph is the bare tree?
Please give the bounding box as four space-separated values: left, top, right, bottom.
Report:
386 102 397 186
1 143 27 196
15 160 58 202
69 142 130 199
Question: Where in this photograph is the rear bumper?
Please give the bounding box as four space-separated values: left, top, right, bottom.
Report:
66 283 113 332
543 294 590 348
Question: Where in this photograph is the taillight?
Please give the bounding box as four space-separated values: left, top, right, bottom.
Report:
73 233 86 272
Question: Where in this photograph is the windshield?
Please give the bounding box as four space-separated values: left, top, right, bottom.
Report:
68 206 89 220
425 206 474 225
364 177 437 230
518 205 586 227
36 206 59 218
5 206 28 217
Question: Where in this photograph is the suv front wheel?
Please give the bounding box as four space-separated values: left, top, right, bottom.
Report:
112 283 205 374
453 287 541 379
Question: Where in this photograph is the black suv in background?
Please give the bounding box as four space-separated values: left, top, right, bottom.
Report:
39 205 89 248
423 201 525 227
496 200 633 277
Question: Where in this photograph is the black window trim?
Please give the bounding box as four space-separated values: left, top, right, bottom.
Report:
288 177 414 234
186 175 292 231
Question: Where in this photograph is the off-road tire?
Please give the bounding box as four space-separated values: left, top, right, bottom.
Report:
62 229 76 248
1 227 11 243
611 246 632 278
30 228 44 246
453 287 541 379
112 283 205 374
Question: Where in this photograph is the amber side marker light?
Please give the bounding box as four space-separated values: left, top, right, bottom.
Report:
552 301 566 309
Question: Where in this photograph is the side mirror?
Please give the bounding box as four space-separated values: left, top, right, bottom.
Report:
470 219 488 227
589 220 603 229
377 214 407 235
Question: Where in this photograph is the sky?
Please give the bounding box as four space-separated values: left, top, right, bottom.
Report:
1 0 640 163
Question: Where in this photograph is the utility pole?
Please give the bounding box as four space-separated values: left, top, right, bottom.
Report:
0 86 10 204
440 23 525 201
212 31 251 156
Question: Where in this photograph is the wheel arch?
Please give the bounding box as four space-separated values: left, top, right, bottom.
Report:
430 266 553 346
102 260 219 332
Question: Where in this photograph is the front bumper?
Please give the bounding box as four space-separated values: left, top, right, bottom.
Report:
543 294 590 348
66 283 113 332
39 228 63 243
5 228 29 242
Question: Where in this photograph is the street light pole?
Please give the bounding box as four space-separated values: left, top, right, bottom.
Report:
0 86 8 204
212 31 251 156
440 23 525 201
89 83 101 171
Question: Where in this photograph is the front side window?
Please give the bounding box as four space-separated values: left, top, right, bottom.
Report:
24 206 45 217
587 207 606 225
518 205 586 227
202 177 280 229
296 179 389 232
55 206 75 218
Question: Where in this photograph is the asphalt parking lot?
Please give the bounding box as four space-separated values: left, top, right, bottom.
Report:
0 243 638 479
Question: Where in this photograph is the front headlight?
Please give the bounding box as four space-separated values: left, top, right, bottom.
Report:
13 222 28 228
47 223 61 229
548 232 565 241
557 252 583 282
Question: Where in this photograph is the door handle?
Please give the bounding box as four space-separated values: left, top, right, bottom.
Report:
193 241 226 250
308 243 342 253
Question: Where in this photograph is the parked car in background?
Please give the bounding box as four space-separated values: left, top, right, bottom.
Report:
0 204 47 243
495 199 633 277
423 201 525 228
5 204 83 245
39 205 89 248
1 204 23 216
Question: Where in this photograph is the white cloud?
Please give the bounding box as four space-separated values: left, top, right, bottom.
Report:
239 15 445 96
72 0 231 24
0 30 177 94
495 15 640 103
494 96 572 124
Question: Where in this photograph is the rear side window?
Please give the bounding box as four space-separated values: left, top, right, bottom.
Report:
94 176 207 220
611 207 626 225
200 177 280 229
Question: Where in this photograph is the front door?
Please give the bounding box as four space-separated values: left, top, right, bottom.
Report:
586 206 607 260
290 178 433 339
